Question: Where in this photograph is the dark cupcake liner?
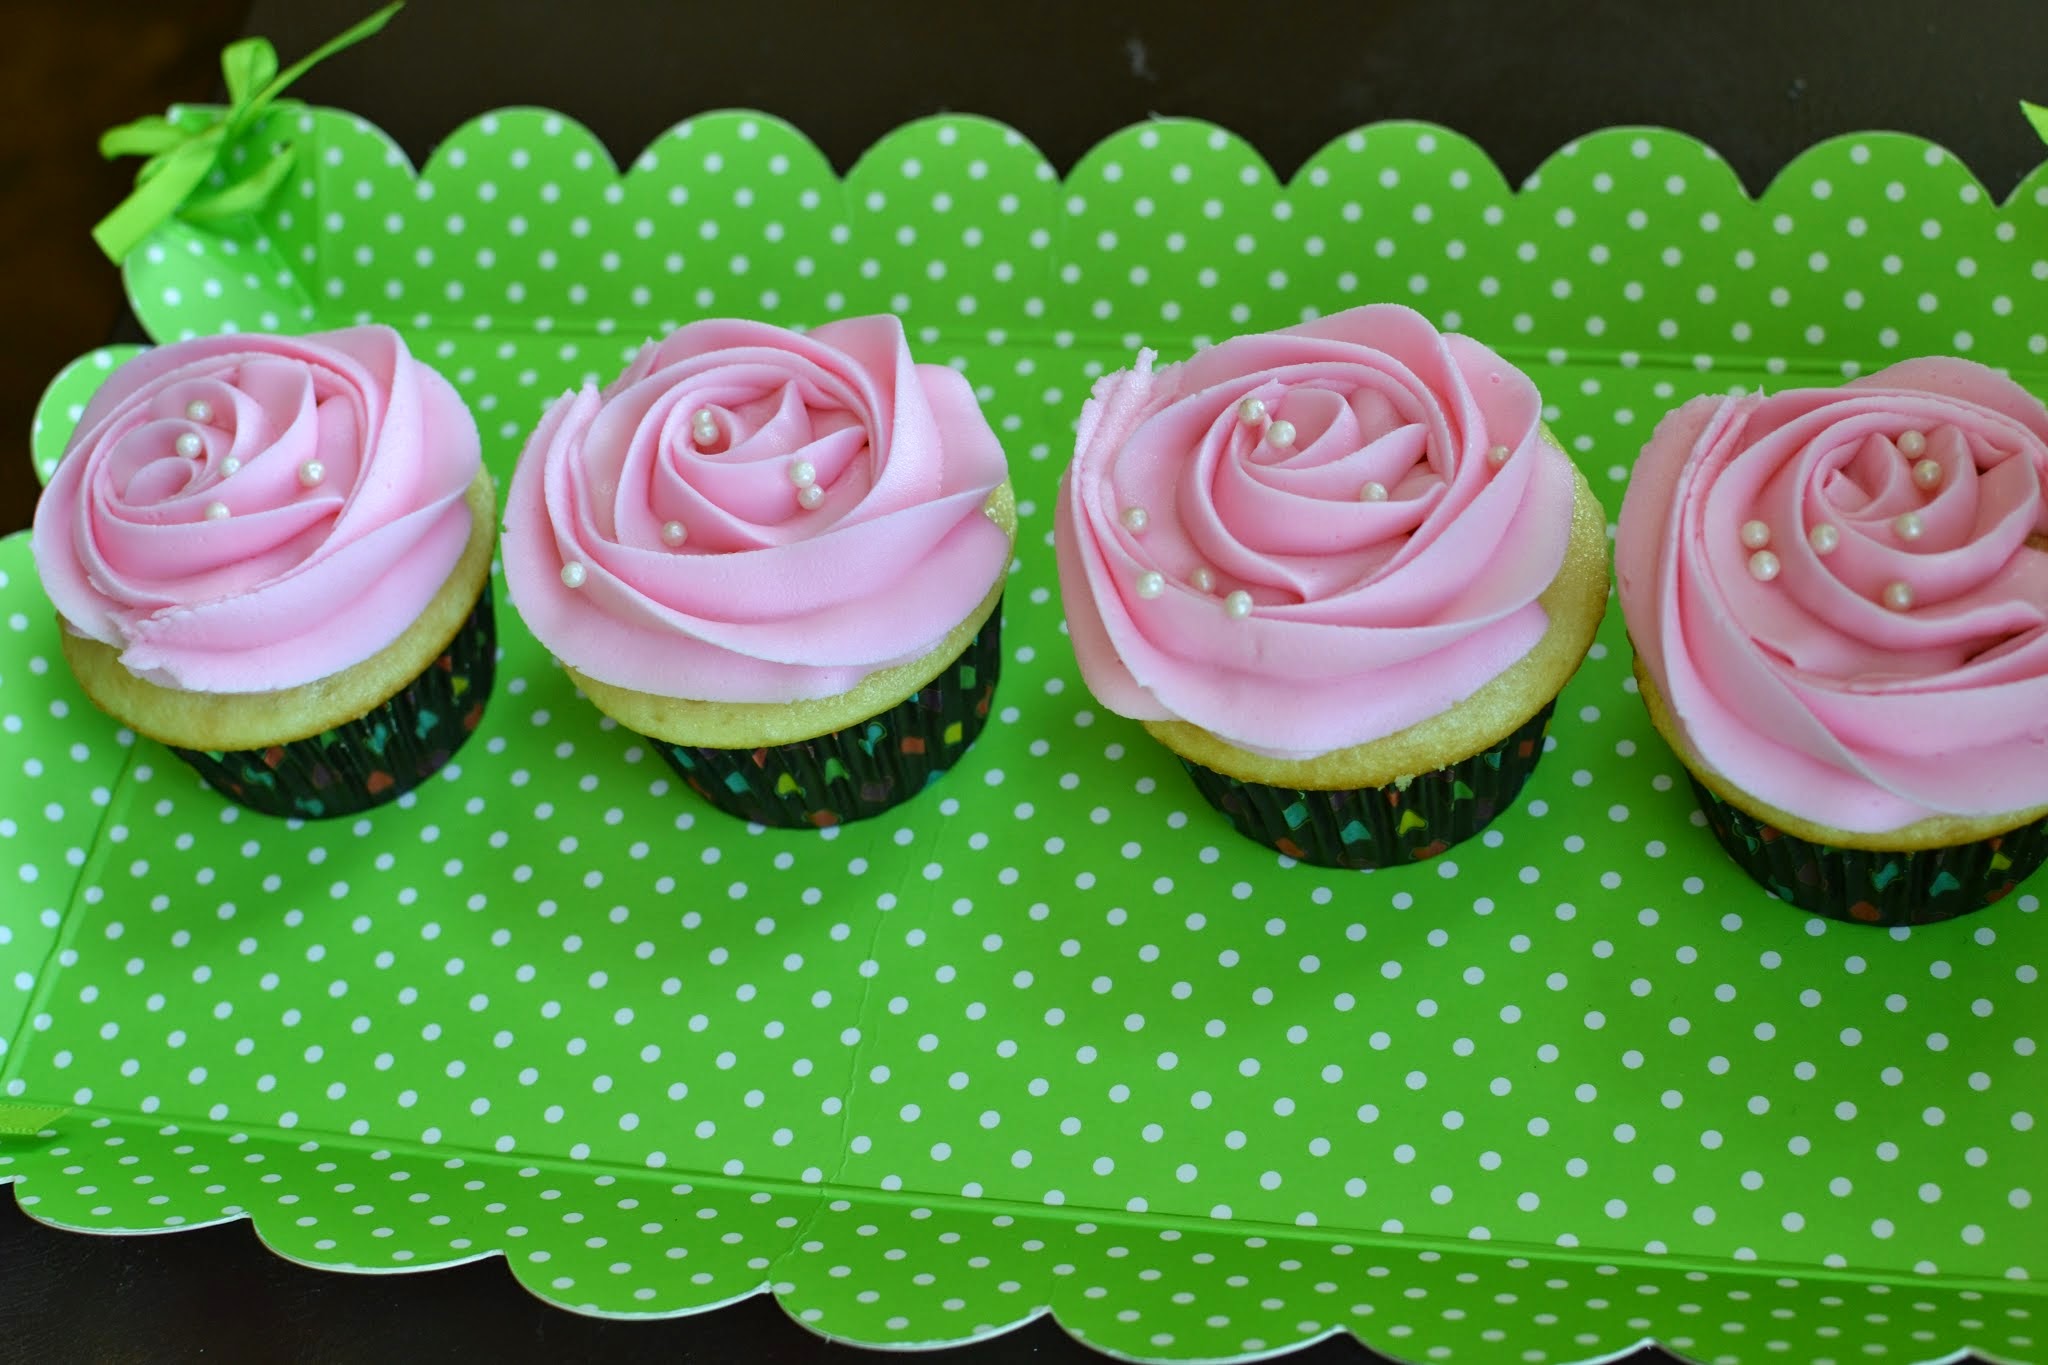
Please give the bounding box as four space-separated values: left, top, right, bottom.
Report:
651 600 1003 828
1688 776 2048 926
1178 700 1557 870
170 584 496 820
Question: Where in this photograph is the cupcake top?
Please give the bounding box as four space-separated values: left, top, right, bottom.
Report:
1054 304 1583 761
1618 358 2048 834
501 315 1012 704
32 326 481 694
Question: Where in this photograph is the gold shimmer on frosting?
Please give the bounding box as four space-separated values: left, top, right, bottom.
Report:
60 470 500 753
572 481 1018 748
1144 463 1610 791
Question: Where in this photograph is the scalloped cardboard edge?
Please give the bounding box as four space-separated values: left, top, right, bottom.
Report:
109 105 2048 380
3 1104 2036 1365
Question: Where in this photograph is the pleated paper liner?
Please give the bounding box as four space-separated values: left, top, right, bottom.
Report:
651 602 1004 828
1688 776 2048 927
1178 700 1557 870
170 585 497 819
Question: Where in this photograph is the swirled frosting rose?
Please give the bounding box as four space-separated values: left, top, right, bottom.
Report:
32 326 481 693
1054 304 1580 760
501 315 1012 702
1618 358 2048 834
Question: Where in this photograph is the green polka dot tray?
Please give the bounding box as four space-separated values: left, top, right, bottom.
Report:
5 103 2045 1364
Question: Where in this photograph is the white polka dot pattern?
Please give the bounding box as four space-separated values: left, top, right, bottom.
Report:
4 107 2045 1363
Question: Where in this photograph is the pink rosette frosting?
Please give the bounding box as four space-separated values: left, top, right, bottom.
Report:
32 326 481 693
1618 358 2048 834
500 315 1012 702
1054 304 1580 760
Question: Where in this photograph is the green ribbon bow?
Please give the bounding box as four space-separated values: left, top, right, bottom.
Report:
92 3 402 265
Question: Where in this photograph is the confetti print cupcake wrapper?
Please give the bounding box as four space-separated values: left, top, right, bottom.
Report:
1178 701 1557 870
651 602 1003 828
1689 777 2048 927
169 584 497 820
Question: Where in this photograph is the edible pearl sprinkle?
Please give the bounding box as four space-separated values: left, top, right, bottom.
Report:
1747 550 1781 582
297 460 325 488
1359 481 1388 502
560 561 587 589
1897 429 1927 457
1189 566 1216 593
1894 511 1924 541
1809 522 1840 555
660 520 688 547
789 460 817 489
1913 458 1943 490
1236 397 1267 425
797 484 826 510
218 457 240 478
184 399 212 423
691 409 720 445
1223 590 1254 619
1265 419 1296 450
202 500 229 521
175 432 203 458
1740 519 1771 550
1121 506 1150 533
1135 571 1164 599
1884 580 1915 611
1487 443 1512 467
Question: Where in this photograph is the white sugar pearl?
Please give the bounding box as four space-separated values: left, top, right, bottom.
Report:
691 409 720 446
1120 506 1149 533
218 457 240 478
560 561 587 589
1223 590 1254 619
1135 571 1164 599
203 500 229 521
297 460 325 488
1913 458 1943 490
1884 580 1915 611
184 399 212 423
1189 566 1216 593
1487 444 1512 468
175 432 203 458
1808 522 1840 555
1265 419 1296 450
797 484 825 510
788 460 817 489
1893 511 1924 541
1359 481 1388 502
1236 397 1266 426
660 520 688 547
1747 550 1781 582
1740 520 1771 550
1897 429 1927 457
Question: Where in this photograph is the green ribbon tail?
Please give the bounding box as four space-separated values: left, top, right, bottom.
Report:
91 135 223 263
265 3 403 100
90 1 405 265
98 114 190 160
2025 100 2048 146
183 147 300 224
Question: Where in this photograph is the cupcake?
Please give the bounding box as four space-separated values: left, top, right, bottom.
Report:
32 326 496 818
501 315 1015 828
1054 304 1609 869
1618 358 2048 925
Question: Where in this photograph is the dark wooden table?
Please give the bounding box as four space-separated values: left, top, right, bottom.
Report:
4 1 2045 1359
